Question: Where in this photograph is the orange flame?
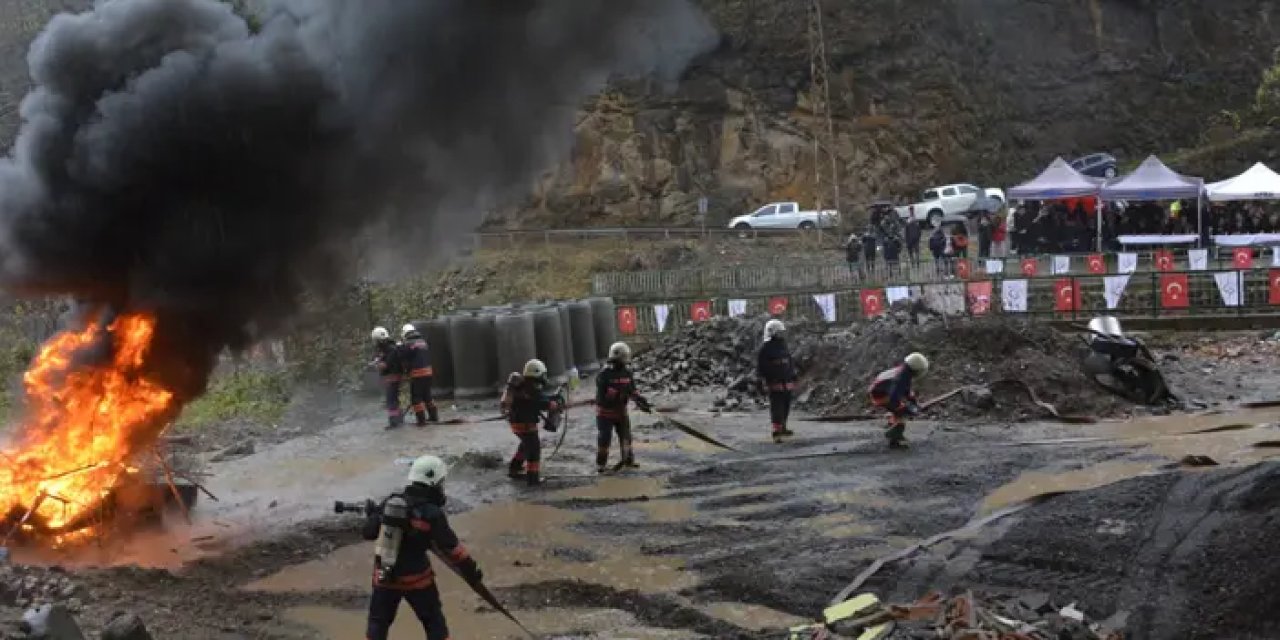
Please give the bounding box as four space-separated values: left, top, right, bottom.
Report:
0 312 176 536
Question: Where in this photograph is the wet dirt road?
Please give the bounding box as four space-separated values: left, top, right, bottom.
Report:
31 391 1280 639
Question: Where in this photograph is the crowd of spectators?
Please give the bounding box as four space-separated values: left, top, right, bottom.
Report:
1012 198 1280 254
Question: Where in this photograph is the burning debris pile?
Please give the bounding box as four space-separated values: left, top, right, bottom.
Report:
634 313 1131 420
0 0 713 547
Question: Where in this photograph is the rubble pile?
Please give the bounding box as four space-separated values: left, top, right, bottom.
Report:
866 590 1122 640
0 564 83 614
635 312 1131 420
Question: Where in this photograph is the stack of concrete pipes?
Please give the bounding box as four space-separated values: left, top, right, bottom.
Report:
409 297 616 400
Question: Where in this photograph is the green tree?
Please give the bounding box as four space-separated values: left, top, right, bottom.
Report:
1256 47 1280 124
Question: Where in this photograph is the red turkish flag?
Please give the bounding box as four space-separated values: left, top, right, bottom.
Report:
768 297 788 316
860 289 886 318
691 301 712 322
1020 258 1038 277
1270 270 1280 305
616 307 638 335
955 259 971 280
967 281 993 316
1054 278 1081 312
1160 274 1189 308
1154 249 1174 272
1233 247 1254 269
1086 254 1106 274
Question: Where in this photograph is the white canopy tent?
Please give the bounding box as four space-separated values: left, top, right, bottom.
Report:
1207 162 1280 202
1101 155 1205 248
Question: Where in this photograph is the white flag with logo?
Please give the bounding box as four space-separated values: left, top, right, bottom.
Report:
1188 248 1208 271
1117 252 1138 274
985 259 1004 274
1052 255 1070 275
1103 275 1130 310
1001 279 1028 313
1214 271 1242 307
886 286 910 306
812 293 837 322
1273 247 1280 268
654 304 670 332
727 299 747 318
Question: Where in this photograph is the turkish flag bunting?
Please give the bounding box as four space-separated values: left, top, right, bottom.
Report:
1020 258 1038 277
860 289 886 318
768 296 788 316
1154 249 1174 272
967 281 993 316
691 301 712 322
1087 254 1106 274
1054 278 1081 312
1160 274 1189 308
955 259 971 280
1270 270 1280 305
1233 247 1254 269
616 306 637 335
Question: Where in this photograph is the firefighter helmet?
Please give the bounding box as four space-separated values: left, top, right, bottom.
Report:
523 359 548 379
904 352 929 377
608 342 631 362
764 319 786 340
401 323 418 339
371 326 390 341
406 455 447 487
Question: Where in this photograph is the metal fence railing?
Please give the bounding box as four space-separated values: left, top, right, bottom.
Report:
610 267 1280 340
593 247 1280 299
471 226 839 250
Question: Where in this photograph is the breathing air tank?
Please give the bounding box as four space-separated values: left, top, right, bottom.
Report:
424 317 454 399
586 297 617 361
450 312 497 399
531 306 568 386
567 300 599 375
495 311 538 389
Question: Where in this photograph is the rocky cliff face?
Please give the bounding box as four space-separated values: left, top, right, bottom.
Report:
509 0 1280 227
3 1 1278 231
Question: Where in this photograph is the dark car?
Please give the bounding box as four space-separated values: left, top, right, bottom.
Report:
1069 153 1118 179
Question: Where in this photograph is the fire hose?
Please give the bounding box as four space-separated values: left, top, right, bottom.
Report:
334 500 538 639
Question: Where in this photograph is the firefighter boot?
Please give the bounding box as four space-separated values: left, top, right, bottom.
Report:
525 470 543 486
427 405 439 423
507 458 525 479
415 410 428 426
771 424 784 444
621 442 638 469
885 423 908 449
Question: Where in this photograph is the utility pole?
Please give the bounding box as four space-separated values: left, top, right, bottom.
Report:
807 0 841 242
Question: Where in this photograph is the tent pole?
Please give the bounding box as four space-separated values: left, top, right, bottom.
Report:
1096 198 1103 252
1196 190 1203 248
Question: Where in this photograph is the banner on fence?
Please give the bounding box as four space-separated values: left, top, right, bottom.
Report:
1273 248 1280 268
617 306 638 335
655 304 670 332
1087 254 1106 274
967 281 993 315
1160 274 1189 309
1001 279 1028 313
728 299 747 318
1053 255 1071 275
1055 278 1080 312
768 296 788 316
1214 271 1242 307
691 301 712 322
886 286 911 306
1118 252 1138 274
1154 249 1174 272
1233 248 1254 270
813 293 837 322
922 282 966 315
956 259 971 280
861 289 886 318
1189 248 1208 271
1271 270 1280 305
1020 258 1038 277
985 260 1004 275
1104 274 1130 310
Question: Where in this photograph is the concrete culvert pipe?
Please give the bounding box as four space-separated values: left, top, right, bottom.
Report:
567 299 599 375
531 306 568 387
450 312 498 399
587 297 616 362
495 311 538 388
424 316 454 399
556 303 576 376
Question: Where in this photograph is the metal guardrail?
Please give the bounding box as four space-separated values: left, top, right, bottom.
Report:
470 226 840 250
593 248 1274 299
611 267 1280 340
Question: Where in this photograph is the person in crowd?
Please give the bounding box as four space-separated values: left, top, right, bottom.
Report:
861 228 877 273
992 214 1007 257
905 218 922 265
976 212 993 258
843 232 861 276
928 226 947 276
951 226 969 258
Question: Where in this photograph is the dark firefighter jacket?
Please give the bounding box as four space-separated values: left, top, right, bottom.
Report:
361 494 479 590
596 363 648 419
502 377 561 430
400 335 433 378
373 340 404 379
869 364 915 409
757 338 797 391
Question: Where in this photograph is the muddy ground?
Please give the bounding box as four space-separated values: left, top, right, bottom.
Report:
4 332 1280 639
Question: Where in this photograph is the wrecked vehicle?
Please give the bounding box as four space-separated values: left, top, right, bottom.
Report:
1080 316 1173 405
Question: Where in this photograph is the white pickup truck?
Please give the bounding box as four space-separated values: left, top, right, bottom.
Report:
896 184 1006 228
727 201 840 230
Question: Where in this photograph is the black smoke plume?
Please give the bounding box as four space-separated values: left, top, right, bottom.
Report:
0 0 715 402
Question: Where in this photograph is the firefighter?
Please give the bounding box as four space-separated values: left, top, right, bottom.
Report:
500 359 563 486
371 326 404 429
362 454 483 640
868 352 929 449
399 324 438 426
757 319 797 443
595 342 651 473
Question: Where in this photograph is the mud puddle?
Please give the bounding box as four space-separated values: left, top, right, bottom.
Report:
549 476 694 523
283 604 699 640
981 460 1157 515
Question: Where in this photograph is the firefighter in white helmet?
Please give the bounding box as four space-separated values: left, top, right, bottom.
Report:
758 319 797 443
370 326 404 429
361 455 482 640
595 341 652 473
868 352 929 448
499 359 564 486
399 323 438 425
